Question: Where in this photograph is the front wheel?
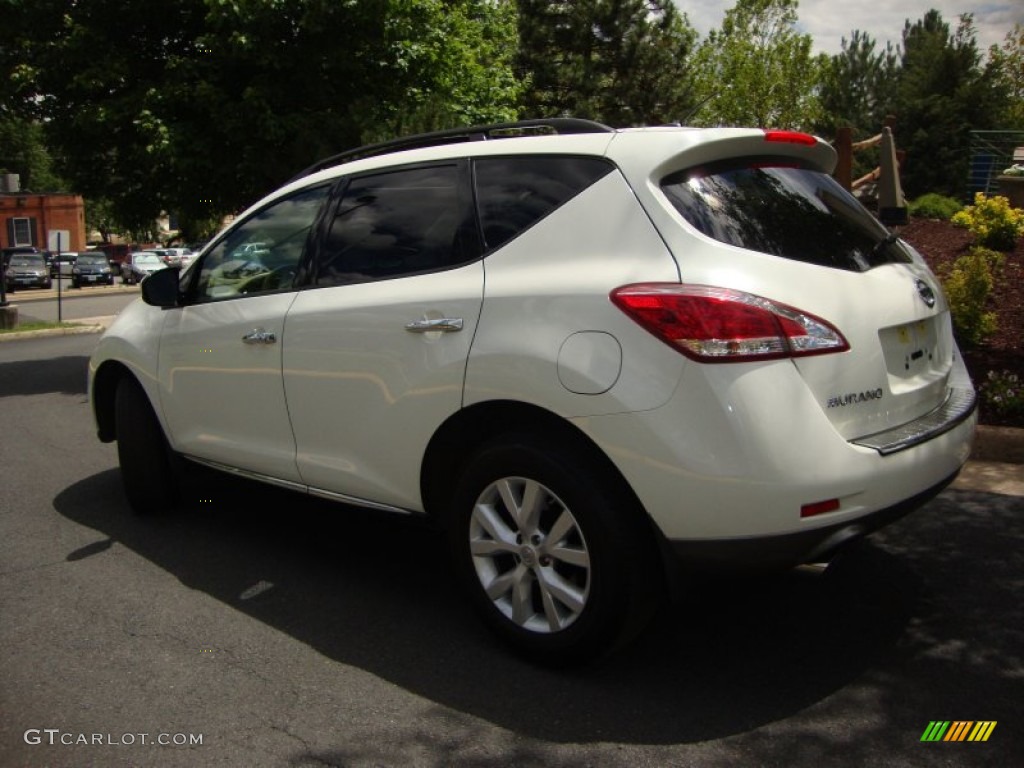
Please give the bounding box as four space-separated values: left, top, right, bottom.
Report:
114 377 179 514
449 433 662 665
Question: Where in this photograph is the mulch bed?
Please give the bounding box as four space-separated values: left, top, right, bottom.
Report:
896 218 1023 428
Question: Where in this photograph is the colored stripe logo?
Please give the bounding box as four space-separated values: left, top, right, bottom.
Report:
921 721 997 742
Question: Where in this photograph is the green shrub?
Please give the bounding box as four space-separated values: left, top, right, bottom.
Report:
950 192 1024 251
939 247 998 346
908 193 962 220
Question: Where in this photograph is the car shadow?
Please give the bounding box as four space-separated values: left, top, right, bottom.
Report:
0 355 89 396
52 463 1001 747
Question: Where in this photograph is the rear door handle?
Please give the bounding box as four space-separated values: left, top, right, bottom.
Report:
404 317 464 333
242 328 277 344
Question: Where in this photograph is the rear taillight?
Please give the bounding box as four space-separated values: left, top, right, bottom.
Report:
610 284 849 363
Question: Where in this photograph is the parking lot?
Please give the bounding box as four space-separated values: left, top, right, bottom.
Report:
0 332 1020 767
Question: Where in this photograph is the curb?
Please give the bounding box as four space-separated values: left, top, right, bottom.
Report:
4 283 138 302
972 425 1024 464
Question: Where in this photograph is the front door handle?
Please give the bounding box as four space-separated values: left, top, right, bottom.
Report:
404 317 464 333
242 328 277 345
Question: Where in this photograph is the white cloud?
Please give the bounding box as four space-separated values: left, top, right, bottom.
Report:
674 0 1023 55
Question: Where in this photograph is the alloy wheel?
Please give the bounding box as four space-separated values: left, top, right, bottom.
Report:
468 476 591 634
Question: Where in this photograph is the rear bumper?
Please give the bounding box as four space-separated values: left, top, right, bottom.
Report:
666 469 959 572
578 358 976 545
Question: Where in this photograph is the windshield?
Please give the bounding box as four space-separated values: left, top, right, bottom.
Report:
661 158 914 273
135 254 162 265
77 254 107 265
11 256 44 267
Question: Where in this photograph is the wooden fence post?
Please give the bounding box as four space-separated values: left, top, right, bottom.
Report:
835 126 852 191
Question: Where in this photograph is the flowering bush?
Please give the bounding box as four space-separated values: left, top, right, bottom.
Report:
981 370 1024 417
951 192 1024 251
1002 164 1024 178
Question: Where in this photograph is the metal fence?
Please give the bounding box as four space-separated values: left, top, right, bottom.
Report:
968 130 1024 197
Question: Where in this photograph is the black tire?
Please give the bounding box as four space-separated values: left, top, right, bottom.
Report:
114 377 178 514
449 432 663 665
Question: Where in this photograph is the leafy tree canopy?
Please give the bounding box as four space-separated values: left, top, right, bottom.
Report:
893 10 1004 198
691 0 821 130
986 24 1024 130
816 30 900 139
517 0 698 125
8 0 521 238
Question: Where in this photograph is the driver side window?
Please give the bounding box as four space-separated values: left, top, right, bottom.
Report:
190 185 329 301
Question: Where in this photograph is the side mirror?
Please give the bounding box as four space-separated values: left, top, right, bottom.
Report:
141 266 182 308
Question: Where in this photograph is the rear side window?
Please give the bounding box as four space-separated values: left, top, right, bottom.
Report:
661 159 913 272
316 164 479 286
474 156 615 251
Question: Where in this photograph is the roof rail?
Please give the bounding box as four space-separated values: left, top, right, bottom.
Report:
288 118 614 183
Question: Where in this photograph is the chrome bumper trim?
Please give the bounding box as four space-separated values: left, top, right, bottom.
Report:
851 387 976 456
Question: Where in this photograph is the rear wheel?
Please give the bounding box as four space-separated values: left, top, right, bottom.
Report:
449 432 662 664
114 377 178 514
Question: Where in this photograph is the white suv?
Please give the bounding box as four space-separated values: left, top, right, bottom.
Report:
89 119 976 663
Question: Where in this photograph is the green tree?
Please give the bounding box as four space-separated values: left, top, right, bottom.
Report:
0 0 62 191
10 0 521 235
691 0 820 129
0 117 64 192
893 10 1003 198
986 24 1024 130
517 0 698 125
816 30 900 139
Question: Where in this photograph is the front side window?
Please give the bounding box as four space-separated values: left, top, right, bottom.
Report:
189 185 329 301
474 156 615 251
315 164 477 287
661 159 914 272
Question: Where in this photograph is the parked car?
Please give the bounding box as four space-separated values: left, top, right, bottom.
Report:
91 243 134 270
153 247 196 268
4 250 52 291
70 251 116 287
2 245 39 270
120 251 168 285
49 251 77 278
89 119 977 664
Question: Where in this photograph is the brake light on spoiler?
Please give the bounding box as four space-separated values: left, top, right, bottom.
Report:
764 130 818 146
611 284 849 363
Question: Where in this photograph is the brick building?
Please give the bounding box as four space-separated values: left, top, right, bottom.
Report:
1 175 86 252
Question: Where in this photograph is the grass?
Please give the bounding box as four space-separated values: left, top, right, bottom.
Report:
0 319 88 335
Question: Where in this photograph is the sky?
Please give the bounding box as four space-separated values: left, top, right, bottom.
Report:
675 0 1024 56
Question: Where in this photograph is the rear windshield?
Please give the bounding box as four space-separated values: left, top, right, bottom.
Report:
661 158 913 272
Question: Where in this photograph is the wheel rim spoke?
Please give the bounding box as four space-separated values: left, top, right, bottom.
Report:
471 502 516 546
510 565 534 626
547 544 589 568
546 508 573 543
536 567 586 616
